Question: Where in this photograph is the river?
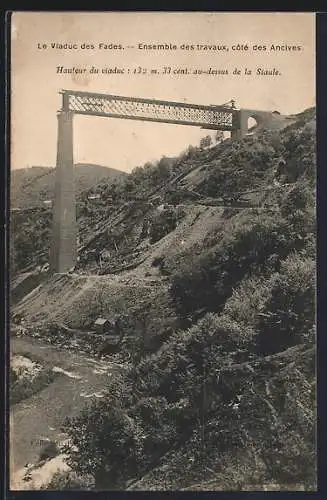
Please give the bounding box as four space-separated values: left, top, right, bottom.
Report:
10 336 121 487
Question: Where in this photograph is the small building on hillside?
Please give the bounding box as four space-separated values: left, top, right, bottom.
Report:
94 317 111 334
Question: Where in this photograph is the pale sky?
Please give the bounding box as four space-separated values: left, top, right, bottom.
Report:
11 12 315 173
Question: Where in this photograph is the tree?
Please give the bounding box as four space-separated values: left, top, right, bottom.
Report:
186 145 198 158
215 131 224 144
151 157 172 184
64 391 144 489
199 135 212 149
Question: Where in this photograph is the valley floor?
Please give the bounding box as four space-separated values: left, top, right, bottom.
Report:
10 336 122 489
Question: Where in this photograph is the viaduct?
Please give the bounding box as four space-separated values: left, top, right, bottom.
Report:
50 89 284 273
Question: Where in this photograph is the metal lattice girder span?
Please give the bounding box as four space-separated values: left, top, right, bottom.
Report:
61 89 239 131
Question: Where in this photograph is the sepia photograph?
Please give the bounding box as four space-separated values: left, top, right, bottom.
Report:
9 12 316 491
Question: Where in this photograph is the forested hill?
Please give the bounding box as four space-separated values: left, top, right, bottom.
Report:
11 163 126 210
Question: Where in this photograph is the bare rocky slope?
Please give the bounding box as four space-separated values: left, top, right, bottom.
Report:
11 107 316 490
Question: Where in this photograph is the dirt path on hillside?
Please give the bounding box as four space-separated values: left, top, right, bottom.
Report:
10 337 122 489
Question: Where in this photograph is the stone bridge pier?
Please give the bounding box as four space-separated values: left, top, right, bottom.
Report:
231 109 285 139
49 109 77 273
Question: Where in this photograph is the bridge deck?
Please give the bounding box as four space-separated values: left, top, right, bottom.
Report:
61 89 238 131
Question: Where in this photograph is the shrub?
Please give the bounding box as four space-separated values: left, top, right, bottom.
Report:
43 471 94 490
171 212 306 318
149 208 177 244
280 183 314 216
259 356 316 487
64 399 145 490
131 396 181 463
256 254 315 354
223 275 272 328
197 135 276 198
280 125 316 184
132 313 255 404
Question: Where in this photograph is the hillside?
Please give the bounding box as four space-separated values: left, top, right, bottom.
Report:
11 163 126 210
11 107 316 491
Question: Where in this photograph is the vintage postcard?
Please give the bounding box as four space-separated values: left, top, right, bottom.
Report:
9 12 316 491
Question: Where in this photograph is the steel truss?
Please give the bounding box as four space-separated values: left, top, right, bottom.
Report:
60 89 239 131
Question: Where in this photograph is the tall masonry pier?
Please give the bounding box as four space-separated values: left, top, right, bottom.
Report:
49 89 283 273
50 93 77 273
